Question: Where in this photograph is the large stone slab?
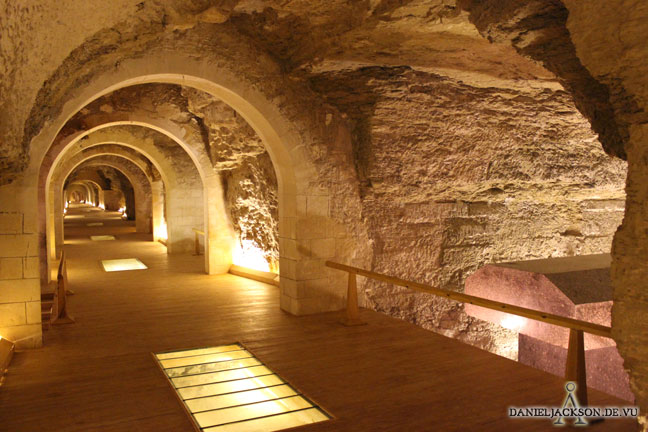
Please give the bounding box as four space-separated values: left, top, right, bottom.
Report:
465 254 632 401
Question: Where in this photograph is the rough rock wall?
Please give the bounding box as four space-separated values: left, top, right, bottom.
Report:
457 0 627 159
557 1 648 427
310 66 627 358
222 153 279 271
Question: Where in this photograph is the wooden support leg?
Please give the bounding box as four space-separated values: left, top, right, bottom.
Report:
565 328 588 406
340 272 366 327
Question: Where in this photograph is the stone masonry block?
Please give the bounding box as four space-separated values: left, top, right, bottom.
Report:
26 301 42 324
279 217 296 239
0 303 26 326
295 216 330 239
307 195 329 217
0 258 23 279
295 259 327 280
0 278 40 303
310 238 336 259
279 258 297 280
0 234 38 258
0 213 23 234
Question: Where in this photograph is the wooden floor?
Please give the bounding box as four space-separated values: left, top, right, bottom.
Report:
0 206 636 431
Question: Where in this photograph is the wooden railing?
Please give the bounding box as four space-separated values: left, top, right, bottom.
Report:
48 251 75 325
326 260 612 405
192 228 205 256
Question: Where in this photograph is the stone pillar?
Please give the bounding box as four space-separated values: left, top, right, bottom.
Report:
166 187 203 254
151 180 165 242
53 184 64 259
0 182 42 349
279 193 344 315
204 174 233 274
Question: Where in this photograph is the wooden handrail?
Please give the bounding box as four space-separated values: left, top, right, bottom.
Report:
326 260 609 406
326 261 611 338
192 228 205 256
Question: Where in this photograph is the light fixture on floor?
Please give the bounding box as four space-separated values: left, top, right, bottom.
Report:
91 235 116 241
154 343 330 432
0 336 15 386
101 258 148 272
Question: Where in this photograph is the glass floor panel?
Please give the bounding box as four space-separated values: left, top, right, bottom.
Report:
186 384 297 413
166 357 262 378
172 365 272 388
204 407 330 432
159 349 253 369
178 374 284 400
91 235 116 241
101 258 148 272
155 343 330 432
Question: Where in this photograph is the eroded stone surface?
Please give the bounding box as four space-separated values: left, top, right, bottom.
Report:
1 1 644 424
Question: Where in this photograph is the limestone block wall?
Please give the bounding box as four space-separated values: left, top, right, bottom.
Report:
0 186 41 349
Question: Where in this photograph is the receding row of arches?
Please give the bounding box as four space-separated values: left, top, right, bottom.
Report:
28 47 360 330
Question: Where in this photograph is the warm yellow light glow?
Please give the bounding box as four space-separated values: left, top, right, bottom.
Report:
64 201 69 209
501 314 527 331
98 203 105 210
155 219 168 241
155 344 329 431
91 235 116 241
101 258 148 272
233 239 270 272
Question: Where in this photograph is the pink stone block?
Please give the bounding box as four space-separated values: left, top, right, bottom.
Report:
464 254 632 401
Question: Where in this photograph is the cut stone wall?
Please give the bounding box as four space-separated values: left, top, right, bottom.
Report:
0 186 41 349
310 66 627 358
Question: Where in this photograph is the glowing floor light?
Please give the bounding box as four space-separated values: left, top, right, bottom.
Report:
101 258 148 272
91 235 116 241
154 344 329 432
232 240 271 272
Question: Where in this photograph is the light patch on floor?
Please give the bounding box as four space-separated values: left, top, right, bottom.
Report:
101 258 147 272
154 344 330 432
91 235 116 241
87 222 104 227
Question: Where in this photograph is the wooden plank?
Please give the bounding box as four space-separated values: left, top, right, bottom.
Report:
326 261 613 338
0 210 635 431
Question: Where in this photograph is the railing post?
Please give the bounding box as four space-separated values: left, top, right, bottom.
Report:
565 328 587 405
340 272 366 326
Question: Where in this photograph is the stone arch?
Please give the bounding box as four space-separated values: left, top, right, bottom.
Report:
60 154 154 236
26 32 364 319
43 125 208 280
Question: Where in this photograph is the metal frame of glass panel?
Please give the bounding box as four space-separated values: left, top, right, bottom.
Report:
153 343 330 432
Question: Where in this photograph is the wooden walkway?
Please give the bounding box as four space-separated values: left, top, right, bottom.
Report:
0 207 636 431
